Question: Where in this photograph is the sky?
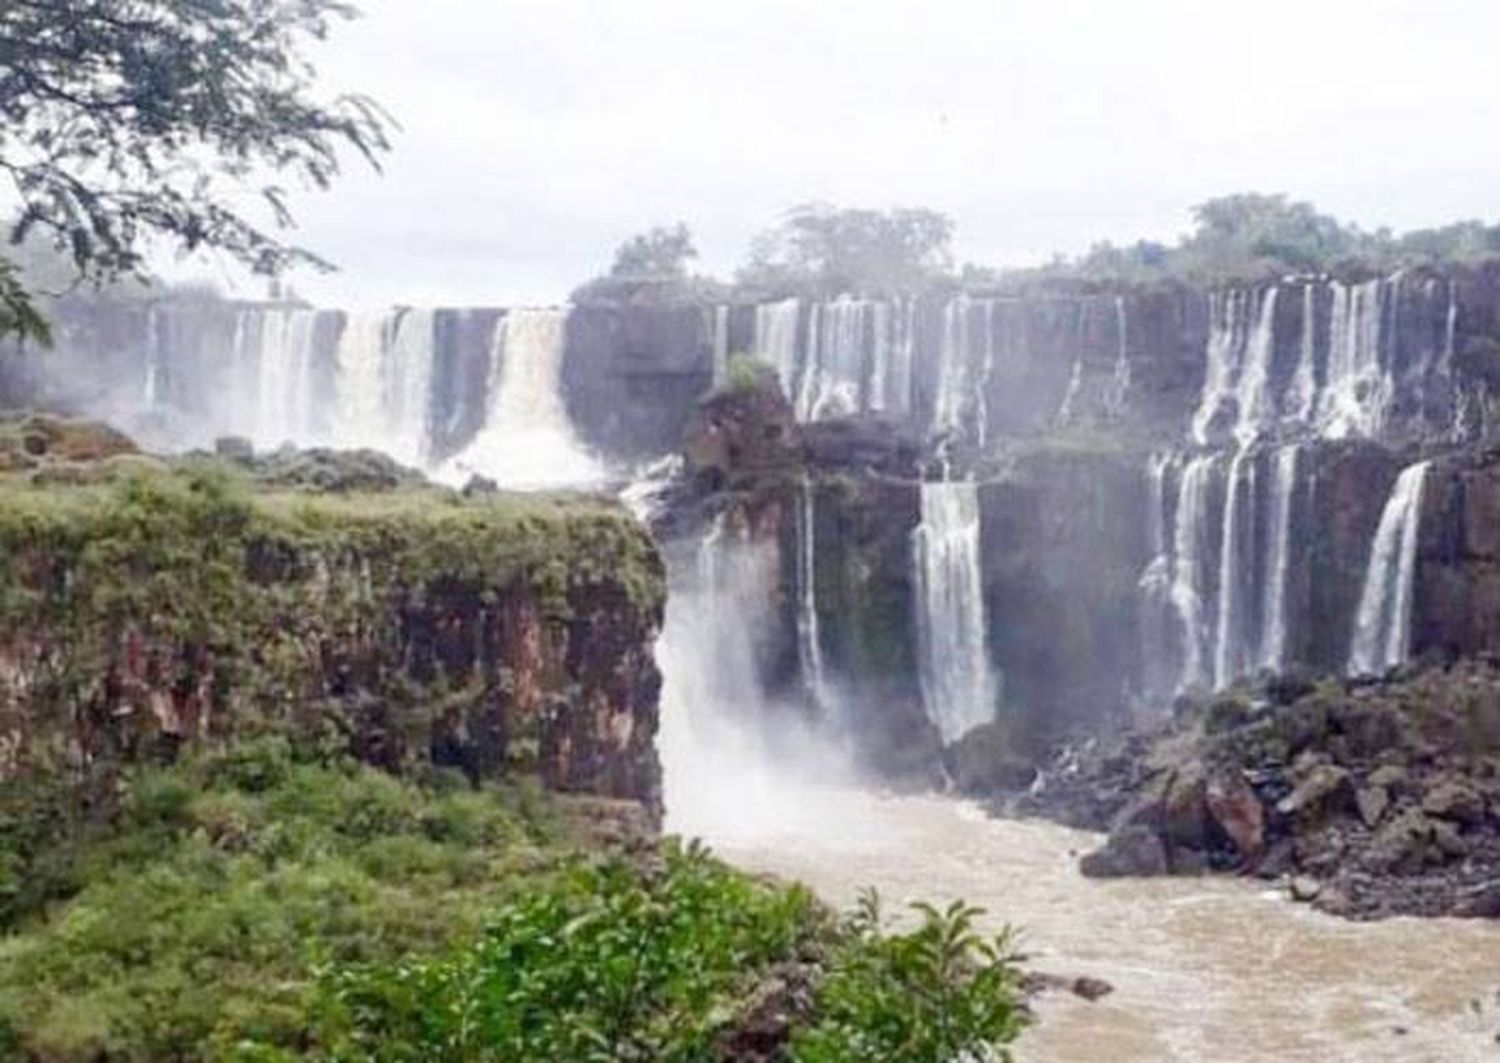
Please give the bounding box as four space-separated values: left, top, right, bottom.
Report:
193 0 1500 309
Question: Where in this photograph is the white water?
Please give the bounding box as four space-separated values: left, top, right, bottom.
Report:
1107 294 1132 417
440 309 600 489
247 307 322 450
381 308 437 467
1348 461 1431 677
1318 279 1390 440
710 304 730 391
754 298 802 406
912 481 999 742
795 479 832 714
1258 444 1301 673
933 296 975 438
1192 288 1280 446
1212 446 1256 689
1167 454 1218 691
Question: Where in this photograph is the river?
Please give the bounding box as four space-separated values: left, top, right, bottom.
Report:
670 778 1500 1062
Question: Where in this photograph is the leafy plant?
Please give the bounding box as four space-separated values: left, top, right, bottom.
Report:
792 890 1028 1062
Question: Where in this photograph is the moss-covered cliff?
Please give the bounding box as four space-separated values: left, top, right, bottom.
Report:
0 441 666 810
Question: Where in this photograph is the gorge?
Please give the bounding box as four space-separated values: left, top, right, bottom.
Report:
5 262 1500 1058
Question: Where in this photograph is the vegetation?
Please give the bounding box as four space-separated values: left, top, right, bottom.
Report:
0 742 1028 1060
0 0 392 344
980 193 1500 290
0 740 582 1058
571 222 727 305
738 204 955 298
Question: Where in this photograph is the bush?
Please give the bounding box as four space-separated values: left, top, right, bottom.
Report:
793 890 1028 1062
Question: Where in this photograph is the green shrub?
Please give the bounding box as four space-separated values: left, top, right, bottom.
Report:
792 890 1028 1062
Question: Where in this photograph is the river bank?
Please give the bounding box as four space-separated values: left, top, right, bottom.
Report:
680 782 1500 1063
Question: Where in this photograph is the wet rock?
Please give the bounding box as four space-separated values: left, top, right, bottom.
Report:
1355 786 1391 828
1276 764 1354 821
1368 763 1410 794
1205 772 1265 861
1367 809 1438 873
1290 875 1323 902
1422 778 1486 826
1080 823 1169 877
214 435 255 462
1024 972 1115 1002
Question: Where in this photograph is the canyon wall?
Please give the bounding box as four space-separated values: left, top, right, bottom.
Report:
0 431 666 810
9 263 1500 768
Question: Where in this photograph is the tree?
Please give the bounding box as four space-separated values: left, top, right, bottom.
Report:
609 221 696 279
0 0 392 344
738 203 954 297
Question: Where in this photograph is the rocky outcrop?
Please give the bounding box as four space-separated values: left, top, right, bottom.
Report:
0 443 667 813
1018 663 1500 919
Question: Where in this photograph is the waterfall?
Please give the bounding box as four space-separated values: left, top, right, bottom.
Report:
376 308 436 467
1233 287 1279 444
754 298 801 404
1137 452 1180 702
1192 288 1278 445
1107 295 1132 416
332 312 393 451
1284 284 1318 427
882 298 916 419
1258 444 1301 673
248 307 322 449
933 297 973 438
143 306 163 408
1318 279 1389 439
795 479 832 713
912 482 999 743
1056 359 1084 424
710 304 730 390
1348 461 1431 677
1168 454 1218 691
1212 446 1257 688
797 297 871 421
441 308 598 489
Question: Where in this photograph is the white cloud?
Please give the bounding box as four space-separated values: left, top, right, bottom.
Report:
184 0 1500 307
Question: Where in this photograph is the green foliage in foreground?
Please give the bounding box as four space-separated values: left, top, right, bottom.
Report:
0 740 560 1059
0 741 1027 1060
298 868 1027 1062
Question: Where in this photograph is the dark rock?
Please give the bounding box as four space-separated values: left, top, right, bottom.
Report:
214 435 255 462
1355 786 1390 829
1276 764 1355 821
1205 771 1266 861
1422 778 1486 826
1080 823 1169 877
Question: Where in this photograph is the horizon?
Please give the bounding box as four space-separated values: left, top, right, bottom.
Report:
150 0 1500 310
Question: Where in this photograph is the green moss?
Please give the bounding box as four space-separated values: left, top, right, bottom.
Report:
0 463 665 784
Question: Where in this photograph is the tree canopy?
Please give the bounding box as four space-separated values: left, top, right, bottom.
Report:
737 203 955 297
0 0 391 344
608 221 697 280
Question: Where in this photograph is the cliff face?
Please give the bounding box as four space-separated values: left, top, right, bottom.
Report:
0 444 666 811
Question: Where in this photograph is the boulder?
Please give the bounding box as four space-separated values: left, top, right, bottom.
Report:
1421 778 1486 826
1276 764 1355 821
1366 809 1439 872
1289 875 1323 902
1080 823 1170 877
1355 785 1390 829
1205 772 1266 860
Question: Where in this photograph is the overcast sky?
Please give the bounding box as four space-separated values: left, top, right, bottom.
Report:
209 0 1500 309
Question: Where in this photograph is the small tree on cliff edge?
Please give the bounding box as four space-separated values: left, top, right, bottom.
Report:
0 0 392 345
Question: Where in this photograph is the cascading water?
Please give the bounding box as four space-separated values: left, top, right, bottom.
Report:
332 312 394 451
380 308 437 467
932 297 973 438
1167 454 1218 692
1192 287 1279 445
754 298 801 404
710 304 730 391
912 481 999 742
795 479 832 713
1348 461 1431 677
1257 444 1301 673
247 307 323 449
441 308 599 489
1318 279 1389 439
1107 294 1131 416
1212 446 1257 689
